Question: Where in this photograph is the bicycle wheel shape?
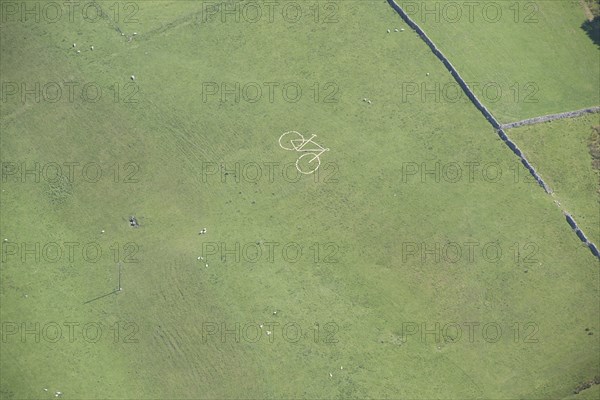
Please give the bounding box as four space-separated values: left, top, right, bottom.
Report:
296 152 322 174
279 131 305 151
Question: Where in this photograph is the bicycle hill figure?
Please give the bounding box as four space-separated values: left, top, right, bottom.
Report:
279 131 330 174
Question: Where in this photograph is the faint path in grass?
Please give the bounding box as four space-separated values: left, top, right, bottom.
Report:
95 0 202 42
89 0 125 35
501 106 600 130
386 0 600 261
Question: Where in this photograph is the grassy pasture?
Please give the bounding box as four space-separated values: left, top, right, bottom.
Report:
509 113 600 246
397 0 600 122
1 1 598 399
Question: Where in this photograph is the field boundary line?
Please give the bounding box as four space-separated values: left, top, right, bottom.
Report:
89 0 125 35
501 106 600 129
386 0 600 260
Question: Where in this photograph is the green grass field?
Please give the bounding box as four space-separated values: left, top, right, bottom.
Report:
1 1 599 399
509 113 600 246
400 0 600 122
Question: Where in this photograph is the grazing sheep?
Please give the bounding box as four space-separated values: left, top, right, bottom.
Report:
394 28 399 32
387 29 390 33
130 75 136 81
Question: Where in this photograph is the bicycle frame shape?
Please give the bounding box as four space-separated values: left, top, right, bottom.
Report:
279 131 330 174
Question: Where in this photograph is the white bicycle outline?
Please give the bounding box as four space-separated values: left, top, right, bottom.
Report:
279 131 330 174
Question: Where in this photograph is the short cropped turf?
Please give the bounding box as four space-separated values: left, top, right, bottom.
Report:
1 1 598 399
509 113 600 246
399 0 600 122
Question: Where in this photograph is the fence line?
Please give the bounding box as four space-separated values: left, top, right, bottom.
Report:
386 0 600 260
501 106 600 129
